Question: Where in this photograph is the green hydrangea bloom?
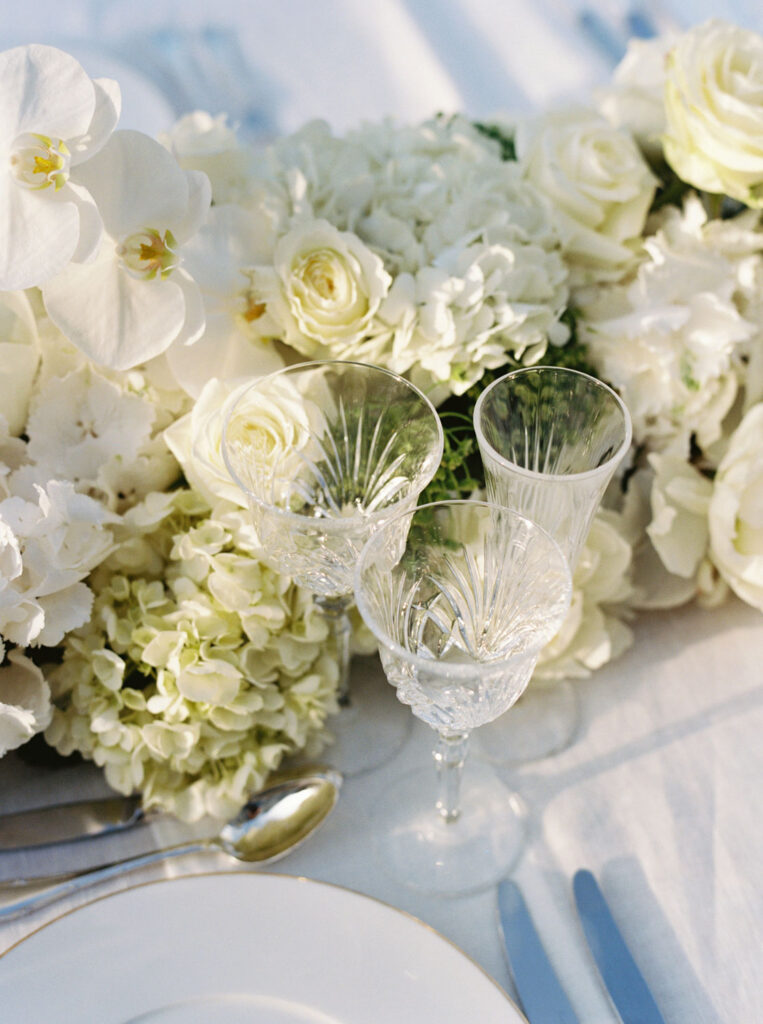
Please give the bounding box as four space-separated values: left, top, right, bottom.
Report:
45 489 341 822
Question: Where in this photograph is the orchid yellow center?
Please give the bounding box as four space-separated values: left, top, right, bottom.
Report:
117 229 179 281
10 133 71 191
235 268 267 327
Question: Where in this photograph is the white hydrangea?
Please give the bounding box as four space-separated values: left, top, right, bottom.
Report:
174 115 570 398
0 651 52 756
45 488 341 822
0 480 116 649
579 195 759 455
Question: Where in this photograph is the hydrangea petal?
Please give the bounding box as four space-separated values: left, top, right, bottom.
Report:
0 650 52 756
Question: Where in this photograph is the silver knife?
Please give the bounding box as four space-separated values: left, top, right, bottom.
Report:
573 869 667 1024
0 795 146 851
498 879 579 1024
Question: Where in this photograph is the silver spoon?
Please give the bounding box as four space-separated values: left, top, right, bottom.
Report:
0 766 341 922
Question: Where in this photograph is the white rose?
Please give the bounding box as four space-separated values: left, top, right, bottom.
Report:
663 20 763 208
165 378 251 509
256 219 391 358
162 111 254 204
708 404 763 610
516 108 656 285
597 34 678 157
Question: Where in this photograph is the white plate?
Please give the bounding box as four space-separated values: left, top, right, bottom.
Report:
0 872 524 1023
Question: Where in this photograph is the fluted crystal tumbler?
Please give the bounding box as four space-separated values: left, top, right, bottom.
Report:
473 366 632 761
354 500 571 894
223 361 443 775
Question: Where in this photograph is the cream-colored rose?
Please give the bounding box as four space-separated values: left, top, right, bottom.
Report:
165 378 252 509
256 219 391 358
708 404 763 610
515 108 656 285
162 111 254 204
597 34 678 157
663 20 763 208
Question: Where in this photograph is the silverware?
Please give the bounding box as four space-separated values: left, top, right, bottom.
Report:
573 869 666 1024
497 879 580 1024
0 767 341 920
0 795 146 852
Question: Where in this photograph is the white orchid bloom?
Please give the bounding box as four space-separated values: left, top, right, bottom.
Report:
167 203 284 397
0 44 120 290
41 130 211 370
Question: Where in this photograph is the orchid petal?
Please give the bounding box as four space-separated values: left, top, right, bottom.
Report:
0 181 79 290
66 180 103 263
69 77 121 164
164 313 283 398
172 267 206 347
72 129 190 237
0 45 95 141
41 243 186 369
172 169 212 243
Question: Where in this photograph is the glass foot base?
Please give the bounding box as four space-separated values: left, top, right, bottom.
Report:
372 761 527 896
327 656 412 777
476 679 579 763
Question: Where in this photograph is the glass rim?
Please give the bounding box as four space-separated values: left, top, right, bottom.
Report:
473 365 633 483
353 498 572 680
221 359 444 532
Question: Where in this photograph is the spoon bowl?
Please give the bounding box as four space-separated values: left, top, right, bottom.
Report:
0 766 342 921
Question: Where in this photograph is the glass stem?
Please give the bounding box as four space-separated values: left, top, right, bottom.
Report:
314 594 353 707
433 731 470 824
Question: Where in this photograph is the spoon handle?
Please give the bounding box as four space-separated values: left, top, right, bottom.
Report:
0 841 210 921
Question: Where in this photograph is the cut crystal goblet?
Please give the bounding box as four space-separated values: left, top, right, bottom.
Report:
354 500 571 894
222 360 443 775
473 365 632 761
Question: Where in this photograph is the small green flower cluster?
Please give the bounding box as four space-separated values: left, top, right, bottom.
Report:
45 489 339 822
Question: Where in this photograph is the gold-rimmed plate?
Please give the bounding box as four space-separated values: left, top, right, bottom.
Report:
0 872 524 1022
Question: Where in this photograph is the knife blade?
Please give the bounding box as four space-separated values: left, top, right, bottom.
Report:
573 869 666 1024
0 795 146 851
498 879 579 1024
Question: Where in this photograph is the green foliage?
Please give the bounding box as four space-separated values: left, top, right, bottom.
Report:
472 121 516 162
421 312 601 502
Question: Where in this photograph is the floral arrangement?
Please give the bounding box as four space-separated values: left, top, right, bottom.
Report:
0 19 761 818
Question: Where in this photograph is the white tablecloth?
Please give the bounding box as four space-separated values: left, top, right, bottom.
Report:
1 5 762 1021
2 598 762 1022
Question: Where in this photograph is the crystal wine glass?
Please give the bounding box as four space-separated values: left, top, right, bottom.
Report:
354 500 571 895
473 365 632 761
222 360 443 775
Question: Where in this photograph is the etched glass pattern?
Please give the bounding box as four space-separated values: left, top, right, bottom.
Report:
223 361 444 597
355 501 572 732
474 366 632 568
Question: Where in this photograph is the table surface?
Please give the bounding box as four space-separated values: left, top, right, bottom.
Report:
1 5 762 1022
2 598 762 1022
